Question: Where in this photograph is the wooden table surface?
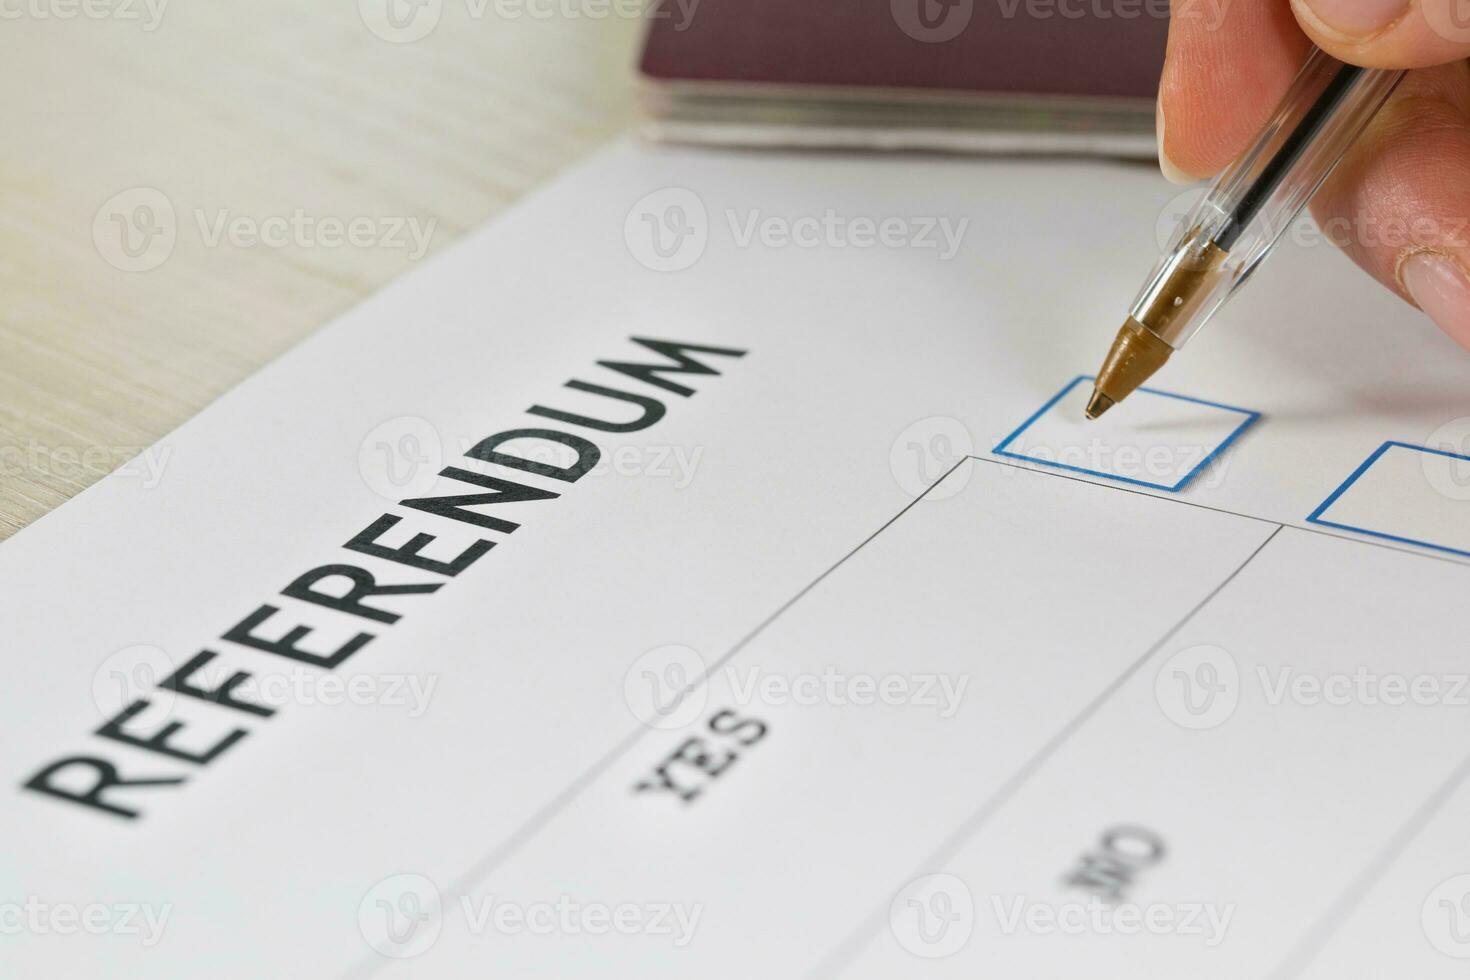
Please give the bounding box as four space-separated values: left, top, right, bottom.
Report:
0 1 643 539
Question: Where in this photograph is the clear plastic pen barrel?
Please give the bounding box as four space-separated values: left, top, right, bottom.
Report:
1132 50 1405 350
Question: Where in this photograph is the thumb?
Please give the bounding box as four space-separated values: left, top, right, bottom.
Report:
1293 0 1470 67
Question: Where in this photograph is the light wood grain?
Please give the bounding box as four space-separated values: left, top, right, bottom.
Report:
0 0 643 538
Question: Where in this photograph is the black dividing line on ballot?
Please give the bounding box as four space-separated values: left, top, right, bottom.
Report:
348 450 1470 980
987 453 1470 570
809 455 1470 977
1268 749 1470 979
809 520 1284 978
345 456 972 980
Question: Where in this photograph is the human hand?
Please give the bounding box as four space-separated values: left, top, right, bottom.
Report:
1158 0 1470 346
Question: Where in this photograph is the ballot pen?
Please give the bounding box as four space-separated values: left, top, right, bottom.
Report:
1085 49 1407 420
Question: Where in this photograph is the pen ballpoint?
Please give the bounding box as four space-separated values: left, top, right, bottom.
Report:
1086 49 1407 420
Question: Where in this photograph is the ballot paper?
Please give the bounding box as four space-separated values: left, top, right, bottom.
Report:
5 140 1470 979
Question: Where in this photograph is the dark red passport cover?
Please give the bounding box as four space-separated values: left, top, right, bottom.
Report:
640 0 1168 102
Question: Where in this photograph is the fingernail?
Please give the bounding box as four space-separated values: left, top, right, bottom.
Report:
1156 96 1193 185
1402 252 1470 349
1292 0 1406 41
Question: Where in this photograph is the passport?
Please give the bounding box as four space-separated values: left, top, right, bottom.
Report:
639 0 1171 158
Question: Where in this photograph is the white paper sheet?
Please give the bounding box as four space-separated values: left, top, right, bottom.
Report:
4 139 1470 978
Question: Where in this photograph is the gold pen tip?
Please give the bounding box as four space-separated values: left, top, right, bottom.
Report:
1084 389 1115 421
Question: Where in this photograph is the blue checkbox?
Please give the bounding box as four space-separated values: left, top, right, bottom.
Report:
1308 441 1470 558
993 375 1261 492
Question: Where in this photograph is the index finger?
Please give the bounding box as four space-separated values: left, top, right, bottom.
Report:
1158 0 1312 180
